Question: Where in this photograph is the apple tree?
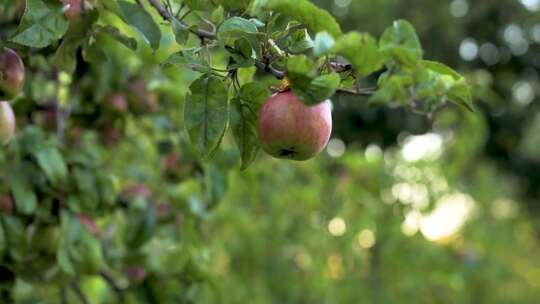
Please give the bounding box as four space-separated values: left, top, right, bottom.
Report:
0 0 472 302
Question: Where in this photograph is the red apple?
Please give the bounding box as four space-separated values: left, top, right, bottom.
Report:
0 101 15 145
78 214 99 238
258 91 332 160
60 0 82 19
0 48 25 100
127 79 158 114
0 195 13 215
106 93 128 113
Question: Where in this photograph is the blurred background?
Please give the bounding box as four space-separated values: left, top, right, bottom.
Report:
205 0 540 303
1 0 540 303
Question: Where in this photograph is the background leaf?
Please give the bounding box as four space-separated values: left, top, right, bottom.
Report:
184 76 229 160
11 0 69 48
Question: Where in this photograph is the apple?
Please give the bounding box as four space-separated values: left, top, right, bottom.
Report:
106 93 128 113
78 214 99 238
0 48 25 100
99 126 122 146
258 91 332 161
127 79 158 114
0 194 13 215
60 0 82 19
0 101 15 145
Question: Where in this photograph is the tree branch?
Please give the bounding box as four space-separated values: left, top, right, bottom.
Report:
146 0 216 39
145 0 373 97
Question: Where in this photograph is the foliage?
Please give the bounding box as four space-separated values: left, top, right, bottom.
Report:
8 0 540 303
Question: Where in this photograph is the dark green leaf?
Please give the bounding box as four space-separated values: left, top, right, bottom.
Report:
9 162 38 215
230 83 269 169
34 146 68 186
184 76 229 160
11 0 69 48
117 0 161 50
172 19 189 45
94 25 138 50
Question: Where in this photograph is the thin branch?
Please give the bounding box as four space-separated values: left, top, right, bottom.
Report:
146 0 216 39
100 271 126 303
70 281 89 304
336 88 376 96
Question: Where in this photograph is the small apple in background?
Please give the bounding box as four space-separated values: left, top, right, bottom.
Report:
99 126 122 146
78 214 99 238
60 0 82 19
0 101 15 145
258 91 332 161
0 48 25 100
127 79 159 114
0 194 13 215
106 93 128 113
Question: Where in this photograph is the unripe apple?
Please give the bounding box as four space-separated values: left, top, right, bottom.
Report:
258 91 332 161
0 101 15 145
0 48 25 99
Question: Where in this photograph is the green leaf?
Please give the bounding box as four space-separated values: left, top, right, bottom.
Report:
287 28 314 54
185 76 229 160
184 0 214 10
218 16 259 41
9 162 38 215
313 31 334 57
34 146 68 186
94 25 138 50
261 0 342 37
330 32 384 77
53 36 84 73
422 60 473 111
298 73 340 105
230 83 269 169
380 20 423 66
11 0 69 48
172 19 190 45
163 50 211 74
287 56 340 105
117 0 161 50
227 37 257 68
216 0 252 10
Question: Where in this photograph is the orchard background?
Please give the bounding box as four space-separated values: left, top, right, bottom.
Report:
0 0 540 303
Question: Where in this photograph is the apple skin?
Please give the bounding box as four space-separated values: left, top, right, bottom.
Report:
0 101 15 145
258 91 332 161
0 48 25 100
127 79 158 114
60 0 82 19
106 93 128 113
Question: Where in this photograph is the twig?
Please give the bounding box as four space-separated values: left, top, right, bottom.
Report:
100 271 126 303
70 281 89 304
336 88 376 96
